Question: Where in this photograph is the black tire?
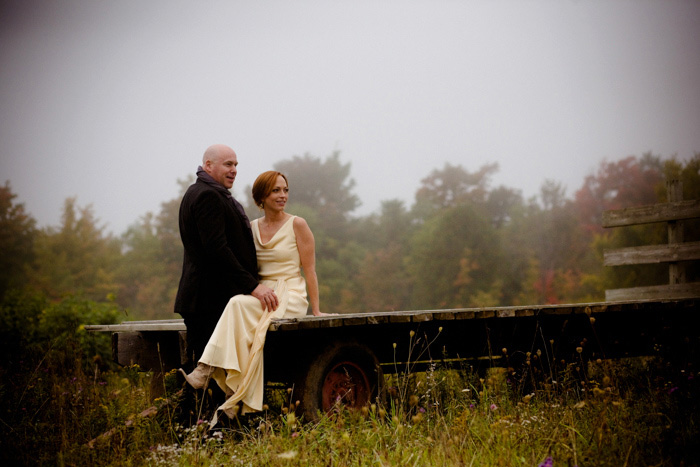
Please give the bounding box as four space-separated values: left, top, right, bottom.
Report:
295 341 384 422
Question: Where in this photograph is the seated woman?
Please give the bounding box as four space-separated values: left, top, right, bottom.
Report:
181 170 326 417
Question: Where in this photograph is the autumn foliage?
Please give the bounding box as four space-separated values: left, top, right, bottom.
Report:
1 152 698 318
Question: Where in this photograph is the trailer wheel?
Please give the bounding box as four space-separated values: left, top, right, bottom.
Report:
296 342 384 422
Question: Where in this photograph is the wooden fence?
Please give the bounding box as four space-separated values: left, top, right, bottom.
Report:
603 180 700 301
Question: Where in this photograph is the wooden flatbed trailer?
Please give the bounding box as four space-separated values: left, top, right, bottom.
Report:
86 297 699 421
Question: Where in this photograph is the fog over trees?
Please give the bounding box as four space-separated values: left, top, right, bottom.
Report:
2 152 698 319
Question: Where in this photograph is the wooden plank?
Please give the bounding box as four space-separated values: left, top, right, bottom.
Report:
84 321 186 332
89 300 698 335
367 315 391 324
497 309 515 318
453 310 476 320
296 319 322 330
602 199 700 227
588 304 608 314
113 332 181 371
474 310 496 319
668 181 687 285
605 283 700 301
412 312 433 322
604 241 700 266
275 321 300 331
389 314 412 323
434 312 456 320
541 305 578 315
115 319 183 325
343 316 368 326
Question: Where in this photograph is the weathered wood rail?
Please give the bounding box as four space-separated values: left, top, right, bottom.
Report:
86 297 699 420
603 180 700 301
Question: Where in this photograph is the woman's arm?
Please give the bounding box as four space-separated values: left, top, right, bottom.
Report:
294 216 325 316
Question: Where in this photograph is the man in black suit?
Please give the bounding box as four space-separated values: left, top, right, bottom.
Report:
174 144 278 364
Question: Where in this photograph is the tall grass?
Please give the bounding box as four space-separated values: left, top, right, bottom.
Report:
1 293 698 465
142 355 697 466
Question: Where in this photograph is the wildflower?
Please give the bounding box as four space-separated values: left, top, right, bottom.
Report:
490 404 498 411
501 347 507 354
409 330 415 338
538 456 553 467
576 347 583 354
668 386 679 395
291 432 299 439
438 327 443 332
393 343 397 349
590 317 596 324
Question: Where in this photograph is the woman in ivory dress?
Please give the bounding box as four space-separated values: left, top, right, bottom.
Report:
181 170 327 417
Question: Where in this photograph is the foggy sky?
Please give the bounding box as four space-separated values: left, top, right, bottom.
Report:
1 0 699 235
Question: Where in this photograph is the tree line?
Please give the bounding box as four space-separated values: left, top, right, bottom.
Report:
1 152 698 320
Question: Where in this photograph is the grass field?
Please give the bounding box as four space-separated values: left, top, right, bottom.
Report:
1 345 697 466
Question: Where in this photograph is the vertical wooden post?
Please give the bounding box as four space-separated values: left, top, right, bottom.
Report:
667 180 685 285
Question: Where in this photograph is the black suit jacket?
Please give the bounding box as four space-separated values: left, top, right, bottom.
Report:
174 179 259 323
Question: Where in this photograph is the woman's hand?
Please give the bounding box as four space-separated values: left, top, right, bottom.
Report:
312 311 337 317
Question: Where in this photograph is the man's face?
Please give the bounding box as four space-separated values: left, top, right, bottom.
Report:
205 148 238 189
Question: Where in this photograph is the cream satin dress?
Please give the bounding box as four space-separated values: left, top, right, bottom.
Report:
199 215 309 416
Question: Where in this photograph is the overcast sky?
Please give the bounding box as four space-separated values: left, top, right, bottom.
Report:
2 0 699 235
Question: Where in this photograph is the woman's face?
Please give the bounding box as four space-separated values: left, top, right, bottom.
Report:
263 175 289 212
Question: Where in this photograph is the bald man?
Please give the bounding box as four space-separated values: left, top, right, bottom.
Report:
174 144 278 364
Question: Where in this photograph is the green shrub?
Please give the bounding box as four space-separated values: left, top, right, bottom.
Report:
0 290 126 465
